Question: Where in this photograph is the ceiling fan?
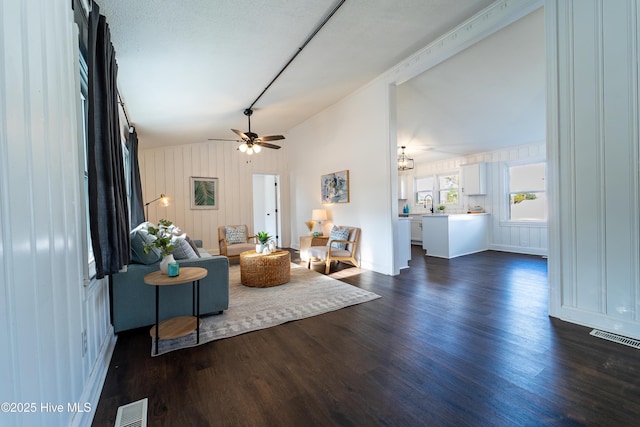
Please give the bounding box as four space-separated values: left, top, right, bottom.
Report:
208 109 285 155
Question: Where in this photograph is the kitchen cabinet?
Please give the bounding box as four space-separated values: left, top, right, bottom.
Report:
422 214 489 258
410 217 422 243
461 163 487 195
398 217 411 269
398 174 407 199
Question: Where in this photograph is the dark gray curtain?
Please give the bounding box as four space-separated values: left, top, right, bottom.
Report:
128 127 146 227
88 1 130 279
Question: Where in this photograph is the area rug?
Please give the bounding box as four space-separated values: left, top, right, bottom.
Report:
152 263 381 356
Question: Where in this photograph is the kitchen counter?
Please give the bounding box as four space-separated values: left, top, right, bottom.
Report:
422 213 489 258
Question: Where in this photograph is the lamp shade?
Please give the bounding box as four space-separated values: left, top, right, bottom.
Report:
312 209 327 221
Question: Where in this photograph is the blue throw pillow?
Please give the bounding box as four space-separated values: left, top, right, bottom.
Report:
130 229 162 264
328 226 350 250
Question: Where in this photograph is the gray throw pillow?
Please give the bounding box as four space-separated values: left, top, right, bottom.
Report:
172 235 199 260
185 235 201 258
225 226 247 244
328 226 350 250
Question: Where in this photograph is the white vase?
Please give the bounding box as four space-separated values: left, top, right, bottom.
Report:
159 253 175 274
256 244 263 253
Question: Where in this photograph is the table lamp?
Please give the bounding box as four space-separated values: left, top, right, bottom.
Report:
311 209 327 236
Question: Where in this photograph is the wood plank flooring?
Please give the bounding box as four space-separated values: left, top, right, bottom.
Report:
92 247 640 426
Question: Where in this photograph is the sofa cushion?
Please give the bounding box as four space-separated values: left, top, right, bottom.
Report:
226 242 255 257
172 234 199 260
328 226 350 250
130 229 162 264
225 225 247 244
197 248 213 258
309 246 350 259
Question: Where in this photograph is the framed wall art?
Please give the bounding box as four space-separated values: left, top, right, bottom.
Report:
321 170 350 204
190 176 218 209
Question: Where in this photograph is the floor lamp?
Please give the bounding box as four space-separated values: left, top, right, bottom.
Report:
145 193 169 220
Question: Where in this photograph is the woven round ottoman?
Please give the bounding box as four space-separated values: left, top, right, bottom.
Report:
240 250 291 287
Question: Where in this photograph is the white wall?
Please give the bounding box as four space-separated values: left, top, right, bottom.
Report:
139 140 291 252
547 0 640 338
288 80 396 275
287 0 543 275
0 1 114 426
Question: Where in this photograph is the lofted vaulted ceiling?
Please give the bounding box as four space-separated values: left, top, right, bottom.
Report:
397 7 545 162
96 0 497 148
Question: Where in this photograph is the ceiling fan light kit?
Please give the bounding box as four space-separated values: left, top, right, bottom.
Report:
228 108 284 155
209 1 347 156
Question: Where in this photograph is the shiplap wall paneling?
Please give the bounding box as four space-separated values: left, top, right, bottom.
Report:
1 1 115 426
140 140 290 251
549 0 640 338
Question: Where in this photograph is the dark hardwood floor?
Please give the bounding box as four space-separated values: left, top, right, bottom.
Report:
92 247 640 426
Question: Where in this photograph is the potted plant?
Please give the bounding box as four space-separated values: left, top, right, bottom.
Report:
438 205 446 214
144 219 177 273
255 231 272 254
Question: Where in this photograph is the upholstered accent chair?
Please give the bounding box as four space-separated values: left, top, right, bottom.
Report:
218 225 256 259
307 226 361 274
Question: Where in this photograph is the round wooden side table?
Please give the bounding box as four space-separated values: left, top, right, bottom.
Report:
240 250 291 287
144 266 207 355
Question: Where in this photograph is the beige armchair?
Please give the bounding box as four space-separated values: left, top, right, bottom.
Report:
218 225 256 259
307 226 360 274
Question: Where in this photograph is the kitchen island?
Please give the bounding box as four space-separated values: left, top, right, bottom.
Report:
422 213 489 259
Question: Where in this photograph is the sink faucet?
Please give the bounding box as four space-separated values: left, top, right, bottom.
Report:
424 195 434 213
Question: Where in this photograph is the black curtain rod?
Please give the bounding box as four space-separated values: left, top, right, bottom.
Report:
117 90 133 130
248 0 346 110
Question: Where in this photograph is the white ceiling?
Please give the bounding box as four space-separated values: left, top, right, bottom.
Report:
397 7 545 162
96 0 497 148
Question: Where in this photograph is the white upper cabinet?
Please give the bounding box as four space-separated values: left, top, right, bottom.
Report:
398 174 407 199
461 163 487 195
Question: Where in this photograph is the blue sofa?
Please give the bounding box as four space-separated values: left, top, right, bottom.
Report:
110 247 229 333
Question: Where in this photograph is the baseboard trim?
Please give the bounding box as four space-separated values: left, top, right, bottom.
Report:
71 326 117 427
488 244 548 257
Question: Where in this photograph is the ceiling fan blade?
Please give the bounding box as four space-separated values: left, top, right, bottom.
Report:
231 129 249 140
256 134 285 142
255 142 281 150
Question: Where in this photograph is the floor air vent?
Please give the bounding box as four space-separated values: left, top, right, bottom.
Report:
590 329 640 350
114 398 148 427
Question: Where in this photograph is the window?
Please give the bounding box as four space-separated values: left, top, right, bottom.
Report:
437 173 459 205
508 162 546 221
79 53 95 279
415 176 434 207
414 172 460 208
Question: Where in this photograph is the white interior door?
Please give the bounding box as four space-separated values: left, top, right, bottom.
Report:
252 174 281 247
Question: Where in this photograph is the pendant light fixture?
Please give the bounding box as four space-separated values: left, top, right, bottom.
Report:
398 146 414 171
